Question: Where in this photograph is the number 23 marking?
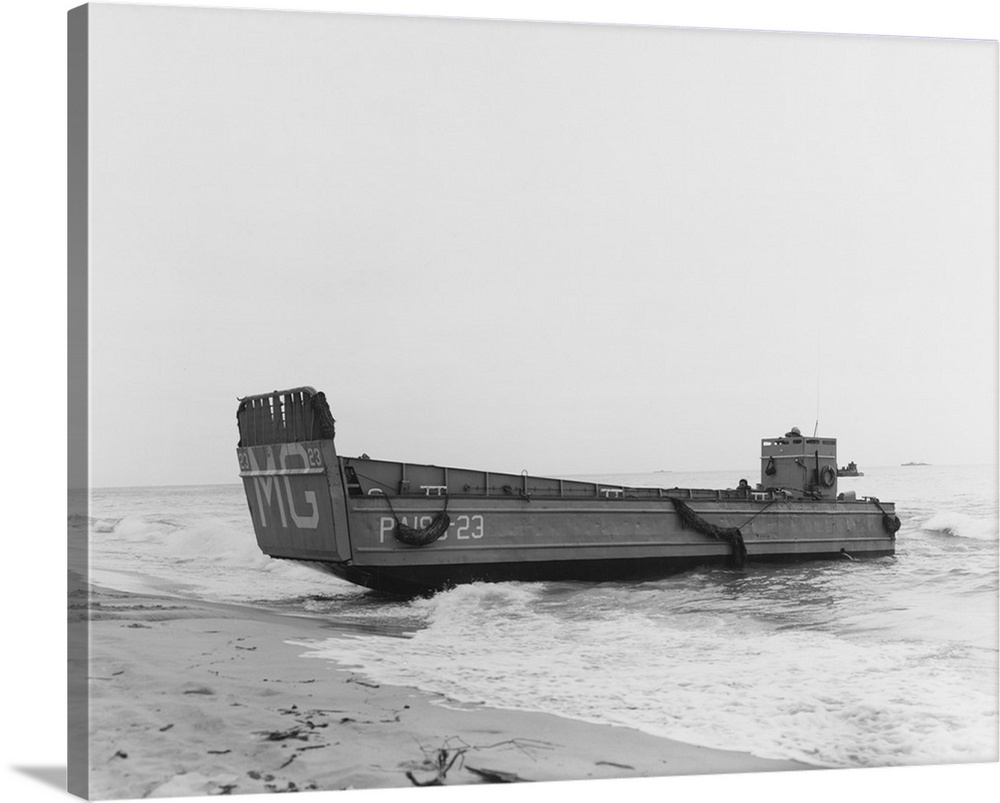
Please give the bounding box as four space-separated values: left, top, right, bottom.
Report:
451 515 484 540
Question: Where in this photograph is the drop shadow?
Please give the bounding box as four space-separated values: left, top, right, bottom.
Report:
10 765 66 791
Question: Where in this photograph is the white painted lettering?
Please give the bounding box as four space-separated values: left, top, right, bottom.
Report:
281 444 320 529
249 447 287 528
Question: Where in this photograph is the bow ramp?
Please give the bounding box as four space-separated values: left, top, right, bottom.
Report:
236 387 353 565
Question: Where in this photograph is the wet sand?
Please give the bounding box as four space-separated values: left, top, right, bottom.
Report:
79 585 806 798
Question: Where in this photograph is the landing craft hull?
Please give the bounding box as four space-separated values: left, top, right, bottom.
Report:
316 544 895 597
236 389 898 596
307 495 894 595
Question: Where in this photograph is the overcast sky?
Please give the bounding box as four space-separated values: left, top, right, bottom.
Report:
86 3 997 487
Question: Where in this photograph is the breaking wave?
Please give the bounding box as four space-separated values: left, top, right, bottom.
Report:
920 511 998 541
85 492 359 604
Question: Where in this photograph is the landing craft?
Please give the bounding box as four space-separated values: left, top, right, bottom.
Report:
837 461 864 477
236 387 900 596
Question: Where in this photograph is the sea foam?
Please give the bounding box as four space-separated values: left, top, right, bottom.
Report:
297 579 998 768
921 510 999 541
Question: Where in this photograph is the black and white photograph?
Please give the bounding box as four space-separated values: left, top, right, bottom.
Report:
5 2 1000 802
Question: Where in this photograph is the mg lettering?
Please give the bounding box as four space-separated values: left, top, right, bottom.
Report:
240 444 323 530
280 444 320 528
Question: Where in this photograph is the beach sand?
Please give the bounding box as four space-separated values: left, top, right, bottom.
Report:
79 585 806 799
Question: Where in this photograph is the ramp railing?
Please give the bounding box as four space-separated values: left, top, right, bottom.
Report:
236 386 337 447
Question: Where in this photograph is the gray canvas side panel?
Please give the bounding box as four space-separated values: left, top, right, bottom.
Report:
67 3 89 799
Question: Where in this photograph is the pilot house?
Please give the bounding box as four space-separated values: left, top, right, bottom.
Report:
761 428 839 499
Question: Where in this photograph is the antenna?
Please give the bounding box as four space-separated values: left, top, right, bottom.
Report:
813 361 821 437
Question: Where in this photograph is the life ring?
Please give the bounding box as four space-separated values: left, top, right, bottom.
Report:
819 465 836 488
765 456 776 476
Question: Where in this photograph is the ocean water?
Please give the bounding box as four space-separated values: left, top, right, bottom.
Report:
83 465 999 769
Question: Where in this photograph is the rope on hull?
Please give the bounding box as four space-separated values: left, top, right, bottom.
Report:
867 497 901 538
669 497 747 567
381 494 451 547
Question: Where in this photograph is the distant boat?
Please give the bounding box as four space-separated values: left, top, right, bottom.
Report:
901 462 931 466
837 461 863 477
